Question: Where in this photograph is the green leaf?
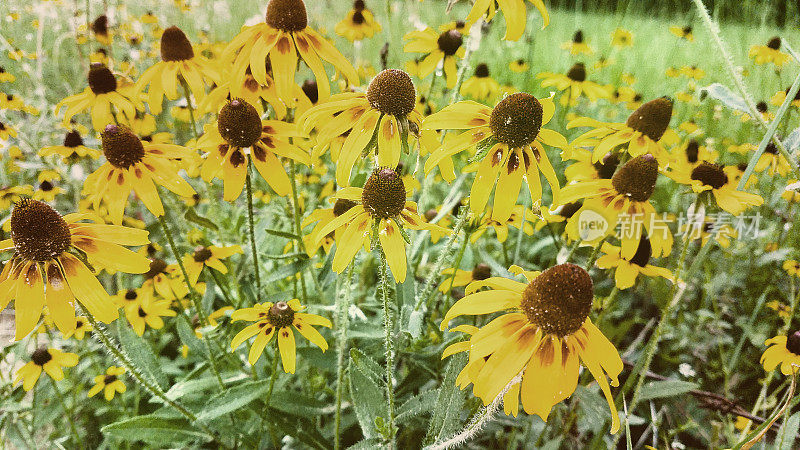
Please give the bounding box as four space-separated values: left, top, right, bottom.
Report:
264 227 302 240
115 320 168 390
101 415 211 445
269 391 328 417
701 83 749 113
159 373 248 402
401 305 424 339
261 259 312 285
638 380 698 402
196 379 270 422
779 411 800 450
396 389 438 424
184 207 219 231
350 348 383 383
348 353 387 439
176 315 205 357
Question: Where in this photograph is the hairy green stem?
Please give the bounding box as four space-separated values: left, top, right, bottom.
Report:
244 163 262 294
181 80 199 141
379 253 397 445
416 211 469 311
334 264 355 450
49 376 80 447
289 160 308 302
157 214 208 325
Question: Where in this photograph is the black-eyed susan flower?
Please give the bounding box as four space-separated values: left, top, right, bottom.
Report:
14 347 79 392
770 86 800 108
200 66 287 119
0 67 15 83
537 63 610 106
312 167 446 281
82 124 196 224
230 299 331 373
761 331 800 375
39 129 101 160
198 98 309 201
508 59 529 73
125 289 176 336
465 0 548 41
63 316 91 340
88 366 127 400
438 263 491 293
335 0 382 42
783 260 800 277
304 197 359 255
135 26 219 114
0 121 18 140
750 37 790 68
221 0 358 105
670 138 717 168
441 263 622 431
561 30 593 55
403 27 465 88
568 96 674 163
669 161 764 215
611 28 633 48
423 92 566 223
468 205 535 243
142 258 190 301
595 238 672 290
0 199 150 339
560 154 673 258
460 63 500 101
56 63 139 131
92 15 112 45
754 142 792 176
182 244 243 285
669 25 694 41
300 69 420 185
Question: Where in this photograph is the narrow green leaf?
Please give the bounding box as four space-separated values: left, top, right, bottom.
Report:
102 415 211 444
176 315 205 357
196 379 270 422
115 320 168 390
638 380 698 402
348 356 387 439
263 228 302 240
184 207 219 231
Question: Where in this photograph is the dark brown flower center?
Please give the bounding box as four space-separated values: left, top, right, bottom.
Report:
88 63 117 95
92 15 108 36
573 30 584 43
437 30 463 56
31 348 52 366
682 26 692 35
124 289 138 301
352 10 365 24
301 79 318 104
218 98 262 148
63 130 84 148
520 263 593 337
475 63 489 78
265 0 308 32
40 180 53 192
104 374 118 384
690 162 728 189
566 63 586 82
558 201 583 218
489 93 543 148
101 124 145 169
11 199 72 262
685 140 699 163
765 142 778 154
593 152 620 179
471 263 491 281
193 246 212 262
629 236 652 267
333 198 357 217
138 307 148 318
145 259 168 279
767 36 781 50
756 101 768 113
626 97 673 141
353 0 366 10
267 301 295 328
160 26 194 62
611 154 659 202
787 330 800 355
361 167 406 219
366 69 416 117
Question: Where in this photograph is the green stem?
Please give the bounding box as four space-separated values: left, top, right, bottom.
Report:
288 161 308 302
416 210 469 311
209 269 238 308
379 253 397 445
180 80 199 141
157 214 208 325
439 230 470 307
265 347 280 406
49 376 81 447
334 264 355 450
585 238 606 270
245 164 262 294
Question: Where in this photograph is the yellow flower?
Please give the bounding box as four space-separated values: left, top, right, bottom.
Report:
0 66 15 83
761 332 800 375
441 264 622 432
537 63 610 106
670 138 717 168
754 142 792 176
749 37 790 68
423 93 566 223
465 0 549 41
200 67 288 119
88 366 127 400
198 98 309 201
611 28 633 48
335 0 382 42
311 168 447 281
230 299 331 373
181 244 243 285
14 347 79 392
62 316 92 340
221 0 358 106
403 27 465 88
438 263 492 293
561 30 593 55
300 69 421 185
55 63 139 131
135 26 220 114
142 259 191 301
766 300 792 320
92 15 112 45
125 288 176 336
459 63 500 101
508 59 529 73
668 161 764 215
0 121 18 140
39 129 101 160
669 25 694 41
770 87 800 108
595 239 672 290
82 124 196 224
0 199 150 339
468 205 536 243
568 97 675 164
783 260 800 277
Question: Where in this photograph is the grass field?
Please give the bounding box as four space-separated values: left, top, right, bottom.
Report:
1 0 800 448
